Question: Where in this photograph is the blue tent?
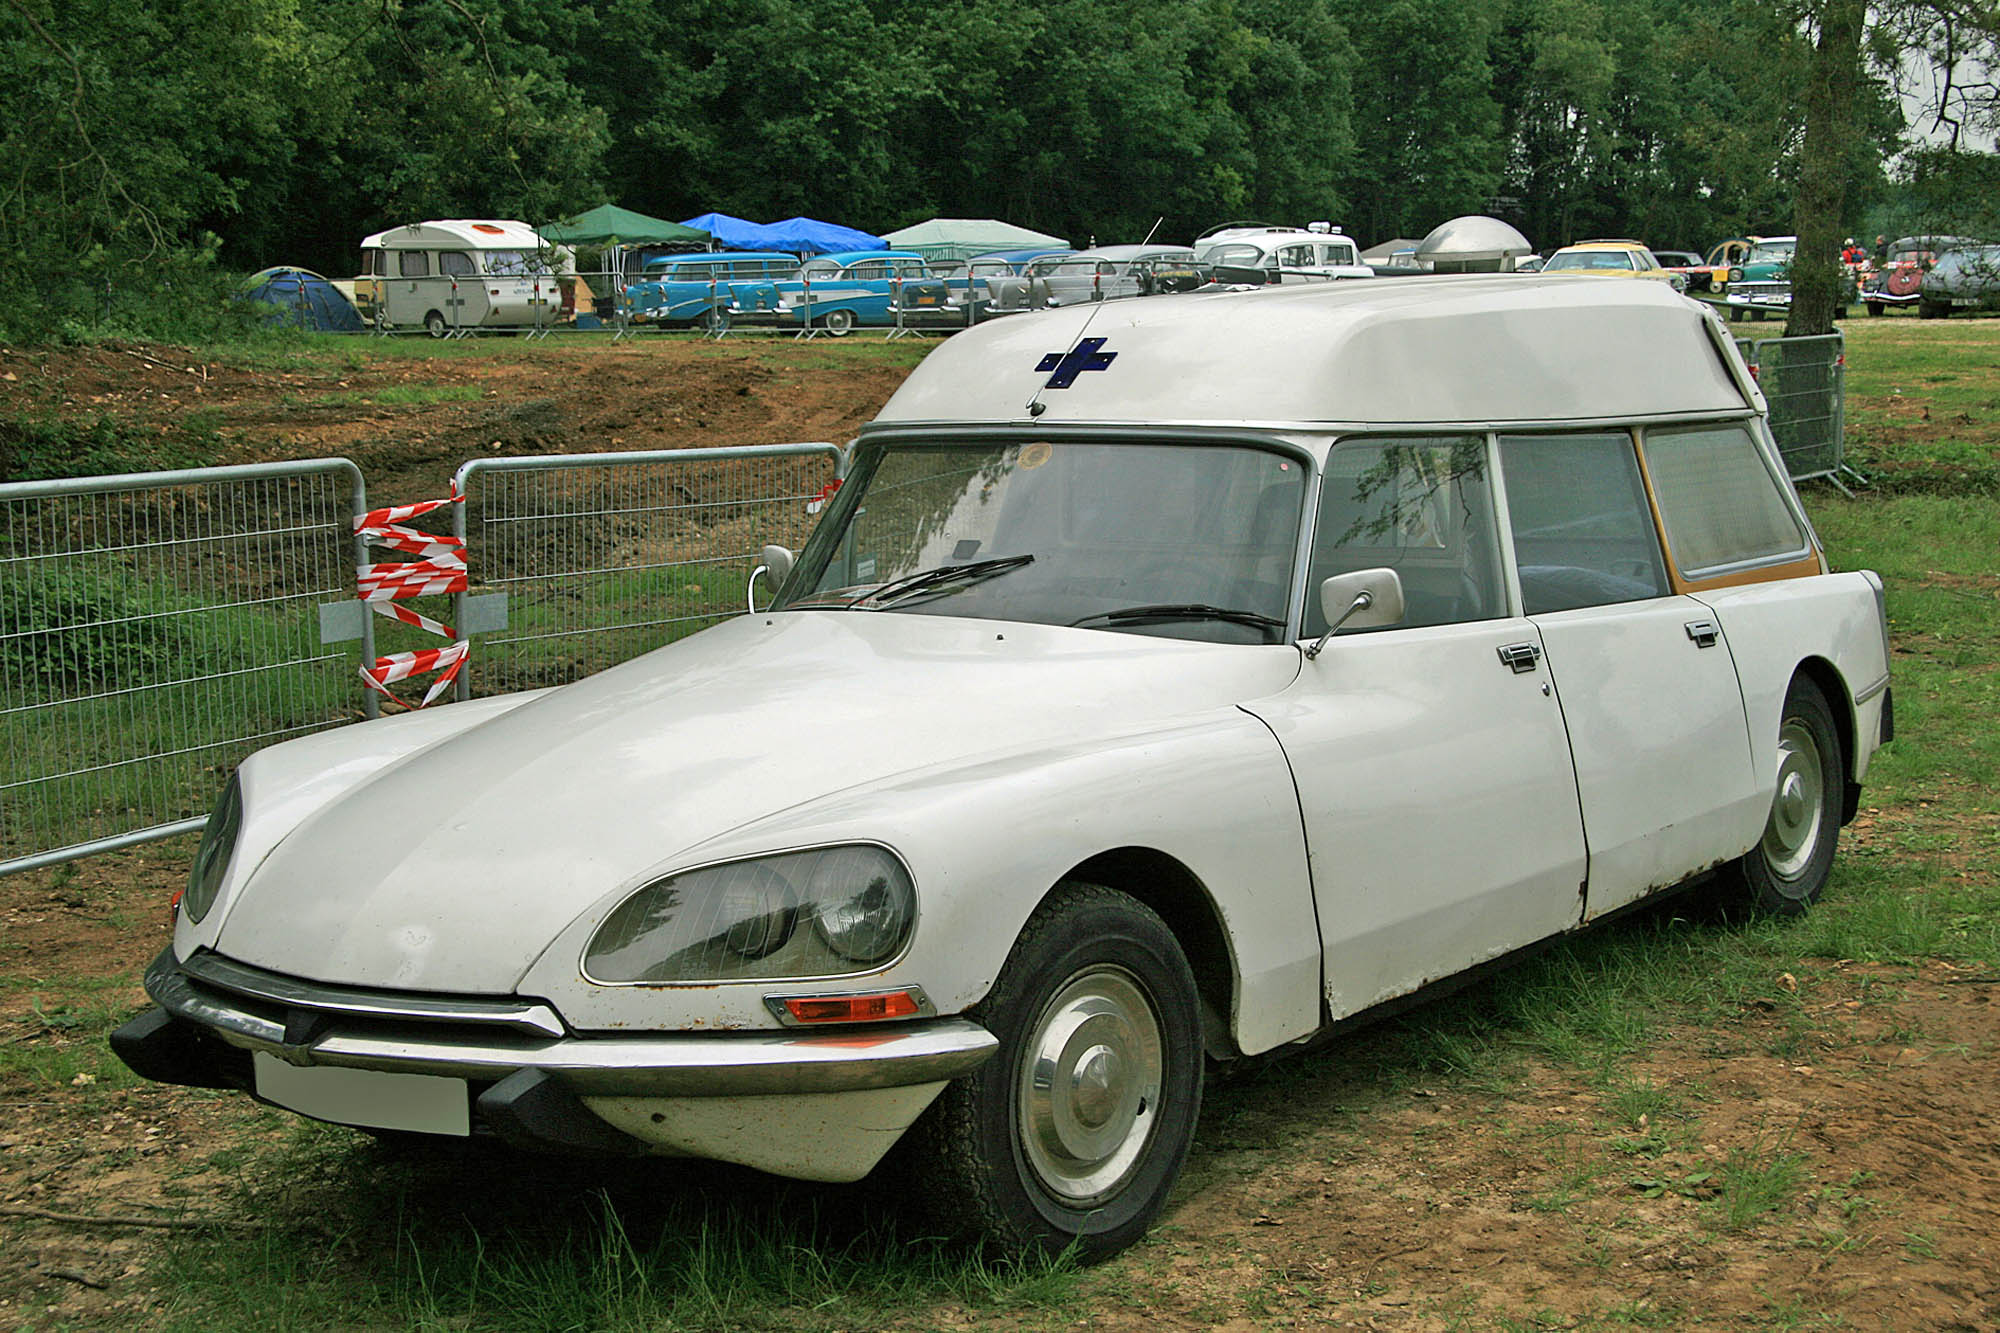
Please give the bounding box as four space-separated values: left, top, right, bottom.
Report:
240 267 364 331
679 212 789 250
679 212 889 255
767 216 887 254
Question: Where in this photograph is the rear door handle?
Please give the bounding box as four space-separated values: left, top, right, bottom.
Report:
1497 642 1542 673
1685 618 1720 648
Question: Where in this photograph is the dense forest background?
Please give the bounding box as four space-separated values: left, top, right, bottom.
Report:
3 0 1996 338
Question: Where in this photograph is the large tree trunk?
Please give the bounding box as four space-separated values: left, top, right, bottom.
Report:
1787 0 1865 337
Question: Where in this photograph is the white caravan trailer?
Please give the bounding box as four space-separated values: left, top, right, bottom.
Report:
357 220 572 335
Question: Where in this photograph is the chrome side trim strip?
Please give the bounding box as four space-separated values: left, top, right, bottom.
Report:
1855 673 1889 704
179 949 568 1039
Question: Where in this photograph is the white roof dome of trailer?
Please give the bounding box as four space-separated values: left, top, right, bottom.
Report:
360 219 549 249
869 276 1754 433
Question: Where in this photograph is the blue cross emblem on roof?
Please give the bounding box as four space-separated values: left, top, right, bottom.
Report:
1034 337 1117 389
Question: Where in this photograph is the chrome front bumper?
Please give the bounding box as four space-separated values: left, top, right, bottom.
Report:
131 947 998 1099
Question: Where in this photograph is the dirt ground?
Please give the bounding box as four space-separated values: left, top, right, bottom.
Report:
3 336 1998 1330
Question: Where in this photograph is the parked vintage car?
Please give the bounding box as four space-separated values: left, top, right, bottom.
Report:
616 251 797 331
1191 224 1374 284
983 244 1204 313
1541 240 1688 292
1861 235 1982 315
1652 249 1708 290
893 248 1077 328
1723 236 1860 321
1918 243 2000 318
771 250 944 335
114 276 1891 1263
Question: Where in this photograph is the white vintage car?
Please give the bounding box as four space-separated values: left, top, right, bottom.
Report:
114 275 1892 1262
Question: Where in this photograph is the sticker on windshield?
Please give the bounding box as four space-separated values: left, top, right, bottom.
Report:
1019 442 1053 470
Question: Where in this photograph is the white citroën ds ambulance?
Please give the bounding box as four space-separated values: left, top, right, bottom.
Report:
117 274 1891 1261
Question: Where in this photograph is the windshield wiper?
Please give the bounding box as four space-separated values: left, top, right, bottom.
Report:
856 554 1035 609
1069 603 1288 637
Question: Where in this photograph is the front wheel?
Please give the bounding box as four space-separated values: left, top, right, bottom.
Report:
424 309 449 339
1721 676 1843 915
904 884 1201 1262
1866 300 1884 317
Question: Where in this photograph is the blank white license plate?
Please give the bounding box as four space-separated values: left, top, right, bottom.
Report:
253 1053 470 1136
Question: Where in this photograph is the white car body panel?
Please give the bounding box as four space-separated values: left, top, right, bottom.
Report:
1532 597 1766 919
1242 619 1590 1016
1695 572 1892 785
201 613 1306 1004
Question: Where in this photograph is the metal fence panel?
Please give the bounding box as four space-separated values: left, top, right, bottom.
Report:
451 445 843 696
1749 333 1846 485
1 461 370 874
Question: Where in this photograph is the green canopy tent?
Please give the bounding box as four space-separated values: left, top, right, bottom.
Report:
539 203 710 248
880 217 1070 264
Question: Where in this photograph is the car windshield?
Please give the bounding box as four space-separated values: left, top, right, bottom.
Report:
1747 241 1795 264
779 440 1306 643
1546 250 1634 271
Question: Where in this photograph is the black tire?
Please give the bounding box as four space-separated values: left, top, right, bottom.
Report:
1919 299 1947 320
1722 676 1843 915
904 883 1201 1262
424 309 448 339
817 308 856 336
697 305 731 334
1866 300 1884 317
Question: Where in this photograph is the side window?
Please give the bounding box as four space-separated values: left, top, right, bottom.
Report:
850 262 890 280
397 250 430 278
1641 424 1808 576
1304 437 1505 636
1321 242 1356 266
1499 433 1670 614
438 251 476 278
1279 244 1316 268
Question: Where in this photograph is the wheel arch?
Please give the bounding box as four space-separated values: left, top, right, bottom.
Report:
1054 846 1242 1062
1791 654 1861 824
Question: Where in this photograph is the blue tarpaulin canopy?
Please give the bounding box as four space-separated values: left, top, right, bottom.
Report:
767 216 887 254
679 212 887 255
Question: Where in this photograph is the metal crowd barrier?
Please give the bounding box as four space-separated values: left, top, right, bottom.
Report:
1740 333 1857 494
449 444 845 698
0 460 373 875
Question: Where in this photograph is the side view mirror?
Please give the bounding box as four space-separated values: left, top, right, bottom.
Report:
747 544 796 614
1305 568 1405 659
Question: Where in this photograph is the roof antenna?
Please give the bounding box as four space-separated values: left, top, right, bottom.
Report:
1140 216 1165 245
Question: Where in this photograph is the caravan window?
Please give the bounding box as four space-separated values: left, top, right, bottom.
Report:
485 250 555 276
439 252 476 278
398 251 430 278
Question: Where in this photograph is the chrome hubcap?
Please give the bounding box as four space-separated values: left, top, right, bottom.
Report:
1018 967 1163 1205
1762 719 1825 883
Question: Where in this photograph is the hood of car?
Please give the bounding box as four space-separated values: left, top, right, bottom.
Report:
211 611 1300 993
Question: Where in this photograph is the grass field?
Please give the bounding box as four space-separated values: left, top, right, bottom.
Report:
2 317 1998 1330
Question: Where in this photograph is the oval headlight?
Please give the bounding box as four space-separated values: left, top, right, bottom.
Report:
583 845 916 984
182 775 242 924
1729 267 1744 283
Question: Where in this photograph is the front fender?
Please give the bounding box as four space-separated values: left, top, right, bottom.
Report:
173 691 550 958
520 707 1321 1057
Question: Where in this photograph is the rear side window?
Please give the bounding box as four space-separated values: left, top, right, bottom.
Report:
398 251 430 278
1642 424 1807 576
1306 436 1506 635
438 251 476 278
1500 433 1670 614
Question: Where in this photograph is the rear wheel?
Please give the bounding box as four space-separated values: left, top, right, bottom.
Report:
696 306 731 334
1919 299 1948 320
424 309 448 339
817 307 857 336
904 884 1201 1262
1721 676 1843 915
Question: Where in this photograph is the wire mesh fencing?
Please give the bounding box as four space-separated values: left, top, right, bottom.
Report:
451 445 844 697
1747 333 1852 492
0 461 370 874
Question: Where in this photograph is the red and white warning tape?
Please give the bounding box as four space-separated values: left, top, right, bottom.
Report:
354 488 468 709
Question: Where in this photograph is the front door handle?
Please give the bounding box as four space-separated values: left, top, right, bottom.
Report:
1497 642 1542 673
1685 618 1721 648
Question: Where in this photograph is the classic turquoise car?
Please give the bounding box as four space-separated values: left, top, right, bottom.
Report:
618 252 797 331
773 251 947 335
